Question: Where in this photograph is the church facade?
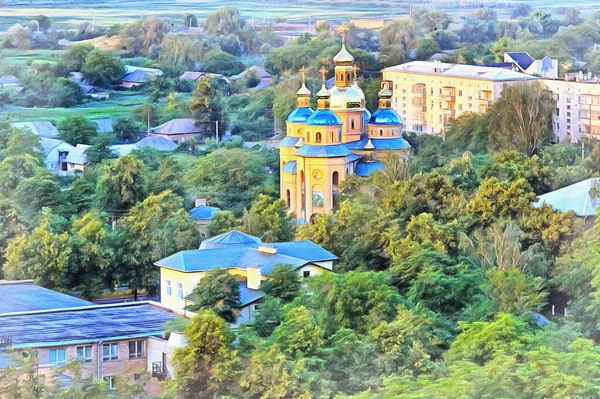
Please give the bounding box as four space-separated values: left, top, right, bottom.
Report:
279 36 412 223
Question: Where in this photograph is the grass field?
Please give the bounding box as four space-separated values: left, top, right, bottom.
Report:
2 0 600 32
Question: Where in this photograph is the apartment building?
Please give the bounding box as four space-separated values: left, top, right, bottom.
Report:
542 72 600 143
383 61 537 136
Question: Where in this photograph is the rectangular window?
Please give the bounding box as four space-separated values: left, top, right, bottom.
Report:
303 270 310 278
128 340 145 359
134 373 141 381
165 279 172 296
102 343 119 362
104 376 117 390
177 282 184 299
49 348 66 365
76 345 93 364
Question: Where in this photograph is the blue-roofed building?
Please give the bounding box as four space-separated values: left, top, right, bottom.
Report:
155 230 337 324
279 43 411 223
188 199 220 237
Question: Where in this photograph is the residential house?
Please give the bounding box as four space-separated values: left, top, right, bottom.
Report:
232 65 273 90
120 66 163 88
504 52 559 79
533 178 600 228
0 75 24 93
91 118 115 134
188 199 220 237
11 120 59 138
111 135 179 156
65 144 91 174
40 137 75 173
179 71 231 84
154 230 338 324
150 118 202 143
70 72 109 99
1 280 91 313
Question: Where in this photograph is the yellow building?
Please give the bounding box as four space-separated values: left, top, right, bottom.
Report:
280 32 411 223
382 60 537 136
154 230 337 324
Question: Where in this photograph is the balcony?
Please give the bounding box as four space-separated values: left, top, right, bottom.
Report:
478 98 492 106
441 108 455 116
152 361 168 380
440 94 455 102
411 101 427 112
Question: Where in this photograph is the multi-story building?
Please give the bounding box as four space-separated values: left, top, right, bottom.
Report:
383 60 537 136
542 73 600 143
279 34 411 223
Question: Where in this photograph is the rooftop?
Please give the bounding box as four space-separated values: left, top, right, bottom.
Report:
189 204 220 221
0 301 177 348
384 61 538 81
65 144 91 165
11 121 59 139
90 118 114 133
533 178 600 217
0 280 91 315
152 118 201 135
505 52 535 70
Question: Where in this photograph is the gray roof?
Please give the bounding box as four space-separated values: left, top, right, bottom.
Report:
135 135 178 151
0 302 177 348
11 121 59 138
384 61 538 81
65 144 91 165
124 65 163 76
39 137 74 156
533 178 600 217
152 118 201 135
91 118 114 133
122 70 155 84
0 281 91 315
0 75 19 85
232 65 272 80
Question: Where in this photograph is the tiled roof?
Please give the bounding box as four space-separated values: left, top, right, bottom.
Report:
0 302 177 348
384 61 538 81
11 121 59 138
152 118 201 135
296 144 351 157
189 204 220 220
533 178 600 217
0 281 91 315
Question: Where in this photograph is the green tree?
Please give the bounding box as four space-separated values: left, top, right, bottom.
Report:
112 117 139 142
207 211 239 237
96 154 149 212
188 269 241 323
204 7 246 36
0 200 22 273
378 19 419 50
200 48 245 76
153 156 185 197
271 305 323 357
81 49 125 88
33 15 52 32
261 264 302 303
61 43 95 72
57 115 98 145
85 134 116 165
188 76 223 137
183 12 198 28
48 77 83 107
241 194 294 242
12 173 69 223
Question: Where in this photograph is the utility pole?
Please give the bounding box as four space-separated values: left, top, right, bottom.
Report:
308 8 311 30
92 15 95 32
147 107 151 138
409 3 413 23
252 11 255 29
263 7 266 24
215 120 219 144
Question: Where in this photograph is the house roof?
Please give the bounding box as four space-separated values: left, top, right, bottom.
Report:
156 230 338 273
152 118 201 135
189 204 220 220
65 144 91 165
0 280 91 315
0 75 19 85
249 78 273 90
506 52 535 71
279 136 300 148
384 61 538 81
91 118 114 133
232 65 272 80
135 135 179 151
180 71 231 84
0 302 177 348
40 138 74 156
11 121 59 138
122 70 155 84
185 281 264 307
533 178 600 217
124 65 163 76
344 136 412 151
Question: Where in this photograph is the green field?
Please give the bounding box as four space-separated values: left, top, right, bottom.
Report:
3 0 598 32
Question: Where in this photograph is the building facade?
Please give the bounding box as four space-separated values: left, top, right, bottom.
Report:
280 38 411 223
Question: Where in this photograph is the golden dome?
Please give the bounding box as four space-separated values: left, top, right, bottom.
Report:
329 85 365 110
333 43 355 65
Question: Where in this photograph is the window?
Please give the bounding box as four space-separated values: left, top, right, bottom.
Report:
165 279 172 296
351 119 355 129
380 129 383 136
315 132 322 143
177 282 184 299
129 340 145 359
329 131 334 142
102 343 119 362
134 373 141 381
303 270 311 278
49 348 66 366
77 345 93 364
104 376 117 390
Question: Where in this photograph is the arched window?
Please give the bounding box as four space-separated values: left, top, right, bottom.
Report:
332 171 339 188
347 73 350 81
300 171 306 212
285 189 291 208
351 119 355 130
297 129 302 135
340 74 344 81
345 167 349 176
380 129 383 136
307 132 310 142
315 132 322 143
329 131 334 142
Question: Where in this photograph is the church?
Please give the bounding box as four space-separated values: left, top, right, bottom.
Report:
279 29 412 224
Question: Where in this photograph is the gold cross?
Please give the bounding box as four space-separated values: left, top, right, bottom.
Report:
337 23 349 43
319 66 327 82
299 66 307 83
353 65 359 80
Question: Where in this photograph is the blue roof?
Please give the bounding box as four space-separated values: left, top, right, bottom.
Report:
189 205 220 220
297 144 351 157
306 110 342 126
369 109 403 125
506 52 535 70
282 161 297 175
200 230 261 249
533 178 600 217
345 154 363 163
0 302 177 348
286 107 315 123
355 161 384 177
0 281 91 314
239 283 265 307
371 137 412 150
364 109 372 121
280 136 300 148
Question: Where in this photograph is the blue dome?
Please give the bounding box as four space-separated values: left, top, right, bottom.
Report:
306 110 342 126
369 109 402 125
286 107 315 123
279 136 300 148
296 144 351 158
364 109 372 121
355 161 384 177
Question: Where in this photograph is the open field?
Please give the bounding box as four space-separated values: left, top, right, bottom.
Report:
2 0 598 32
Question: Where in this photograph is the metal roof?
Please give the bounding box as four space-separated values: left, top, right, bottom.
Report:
369 109 403 125
282 160 297 175
355 161 384 177
0 302 177 348
296 144 351 157
506 52 535 70
65 144 91 165
136 135 179 151
279 136 300 148
152 118 201 135
11 121 59 138
189 205 220 220
90 118 114 133
305 110 343 126
385 61 538 81
533 178 600 217
286 107 315 123
0 281 91 315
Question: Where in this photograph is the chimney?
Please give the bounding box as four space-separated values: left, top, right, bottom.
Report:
195 198 206 207
247 266 261 290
